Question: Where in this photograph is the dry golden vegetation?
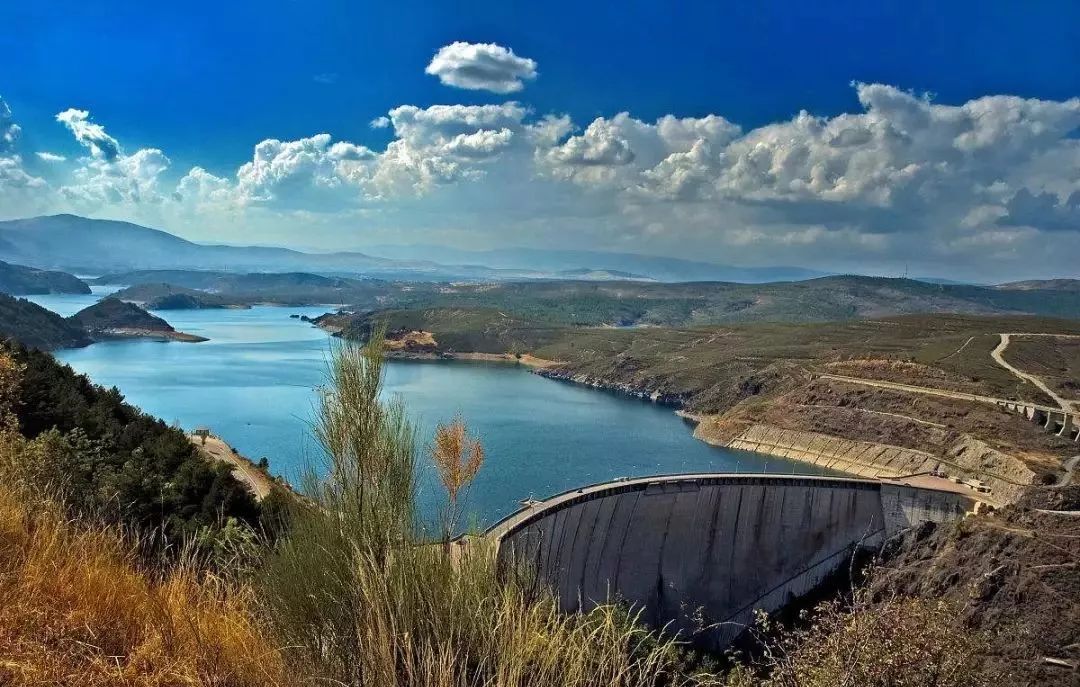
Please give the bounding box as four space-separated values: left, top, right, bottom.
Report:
0 370 290 685
725 593 1002 687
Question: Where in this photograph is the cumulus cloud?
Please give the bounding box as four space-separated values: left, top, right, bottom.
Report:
1000 188 1080 232
425 41 537 93
6 82 1080 277
35 151 67 162
56 108 122 161
1 99 21 154
52 107 172 210
0 97 48 216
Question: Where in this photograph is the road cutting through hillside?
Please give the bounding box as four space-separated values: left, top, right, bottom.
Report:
991 333 1080 413
190 434 273 501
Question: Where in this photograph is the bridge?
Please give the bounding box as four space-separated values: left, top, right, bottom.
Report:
487 473 976 651
996 400 1079 441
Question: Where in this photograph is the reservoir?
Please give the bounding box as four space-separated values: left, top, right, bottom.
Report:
32 294 830 525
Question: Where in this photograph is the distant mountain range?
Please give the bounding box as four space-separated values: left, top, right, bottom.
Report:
363 244 827 283
997 279 1080 292
0 214 824 283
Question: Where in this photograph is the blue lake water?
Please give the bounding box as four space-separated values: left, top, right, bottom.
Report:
29 295 832 526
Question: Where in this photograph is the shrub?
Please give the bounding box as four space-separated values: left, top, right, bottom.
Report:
0 470 289 686
724 591 1004 687
258 336 718 686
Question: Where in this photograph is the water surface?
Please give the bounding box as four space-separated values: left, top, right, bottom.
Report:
30 295 831 525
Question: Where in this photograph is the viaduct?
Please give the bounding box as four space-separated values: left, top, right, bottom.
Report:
486 473 976 651
996 400 1080 442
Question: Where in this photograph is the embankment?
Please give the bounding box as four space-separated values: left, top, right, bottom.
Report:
693 421 1034 503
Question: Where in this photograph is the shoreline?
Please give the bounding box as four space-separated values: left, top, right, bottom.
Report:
294 322 1046 504
382 349 560 369
91 327 209 343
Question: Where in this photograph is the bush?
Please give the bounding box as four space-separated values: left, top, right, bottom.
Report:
724 591 1004 687
1 342 259 552
0 462 289 686
258 337 718 686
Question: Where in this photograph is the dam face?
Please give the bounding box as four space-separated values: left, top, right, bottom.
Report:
490 474 973 650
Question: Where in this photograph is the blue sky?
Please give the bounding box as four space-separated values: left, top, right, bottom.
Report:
1 1 1078 278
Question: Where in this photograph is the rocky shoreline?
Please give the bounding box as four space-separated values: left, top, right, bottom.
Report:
533 367 690 406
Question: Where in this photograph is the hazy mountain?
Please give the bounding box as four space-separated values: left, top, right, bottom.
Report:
364 244 828 283
997 279 1080 292
2 215 825 283
0 215 439 277
0 260 91 295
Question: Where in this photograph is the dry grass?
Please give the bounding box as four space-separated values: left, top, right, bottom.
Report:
724 592 1003 687
0 483 290 686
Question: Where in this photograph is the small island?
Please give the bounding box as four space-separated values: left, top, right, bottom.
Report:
69 298 208 342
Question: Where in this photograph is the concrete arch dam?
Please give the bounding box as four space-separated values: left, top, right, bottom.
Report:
488 474 975 651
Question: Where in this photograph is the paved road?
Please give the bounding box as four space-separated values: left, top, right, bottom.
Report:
190 435 273 501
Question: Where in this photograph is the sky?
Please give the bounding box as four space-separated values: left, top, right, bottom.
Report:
1 0 1078 280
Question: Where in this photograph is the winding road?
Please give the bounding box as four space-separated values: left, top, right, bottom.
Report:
991 333 1078 413
821 331 1079 488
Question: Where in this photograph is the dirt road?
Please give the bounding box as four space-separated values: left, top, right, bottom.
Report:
991 333 1078 413
817 372 1055 410
191 435 273 501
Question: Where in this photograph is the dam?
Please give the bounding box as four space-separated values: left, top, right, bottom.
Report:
487 473 975 650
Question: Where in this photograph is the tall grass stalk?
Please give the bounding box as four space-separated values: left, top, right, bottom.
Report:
259 335 718 686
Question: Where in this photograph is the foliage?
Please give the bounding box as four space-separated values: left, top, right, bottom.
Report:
724 592 1003 687
0 293 92 350
0 467 289 686
258 336 720 686
430 415 485 539
1 342 259 551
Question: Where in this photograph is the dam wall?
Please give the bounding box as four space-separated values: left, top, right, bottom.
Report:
490 474 973 651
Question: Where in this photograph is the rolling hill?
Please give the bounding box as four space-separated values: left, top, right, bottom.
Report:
0 294 93 349
0 260 90 295
2 214 827 283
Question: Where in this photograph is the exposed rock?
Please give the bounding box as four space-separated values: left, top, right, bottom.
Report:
536 367 689 406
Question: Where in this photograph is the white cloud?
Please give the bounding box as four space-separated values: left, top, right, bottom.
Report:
35 151 67 162
52 107 172 211
425 42 537 93
5 83 1080 278
0 97 48 217
56 108 121 161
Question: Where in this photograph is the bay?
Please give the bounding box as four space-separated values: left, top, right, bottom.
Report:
30 296 833 526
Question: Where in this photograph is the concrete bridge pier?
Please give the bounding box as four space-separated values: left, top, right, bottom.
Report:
1057 413 1074 438
1045 411 1063 432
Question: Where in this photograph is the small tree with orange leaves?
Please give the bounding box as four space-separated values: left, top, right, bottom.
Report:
429 416 485 541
